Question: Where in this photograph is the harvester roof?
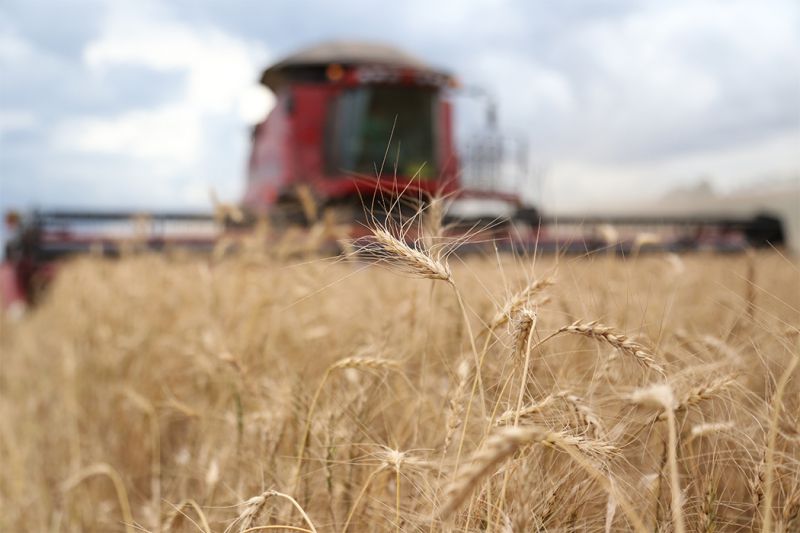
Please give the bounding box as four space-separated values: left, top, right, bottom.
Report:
260 40 449 90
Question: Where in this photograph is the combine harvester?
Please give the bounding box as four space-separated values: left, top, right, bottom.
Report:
1 41 794 308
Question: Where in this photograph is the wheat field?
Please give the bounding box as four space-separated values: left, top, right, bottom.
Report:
1 226 798 532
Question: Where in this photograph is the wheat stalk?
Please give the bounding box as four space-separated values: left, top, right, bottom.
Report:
495 308 538 527
293 356 399 493
341 465 387 533
454 290 548 477
354 214 486 479
165 499 212 533
762 349 799 533
422 195 447 251
780 486 800 533
60 463 136 533
628 384 685 533
120 387 161 532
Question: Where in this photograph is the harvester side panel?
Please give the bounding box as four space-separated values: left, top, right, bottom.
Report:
291 83 333 195
245 91 293 212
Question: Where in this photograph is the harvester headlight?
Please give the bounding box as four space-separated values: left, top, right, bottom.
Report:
4 210 20 230
326 63 344 82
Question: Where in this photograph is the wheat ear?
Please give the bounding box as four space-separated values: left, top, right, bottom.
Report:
360 227 452 281
657 374 738 421
556 391 607 439
510 309 538 426
495 394 559 425
443 358 472 455
225 489 318 533
559 320 665 375
489 276 554 331
438 426 646 532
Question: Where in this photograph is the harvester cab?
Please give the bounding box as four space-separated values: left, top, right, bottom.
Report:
244 41 532 228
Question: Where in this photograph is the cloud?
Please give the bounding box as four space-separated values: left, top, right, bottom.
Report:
543 129 800 211
55 107 202 164
552 0 800 162
39 3 271 205
82 7 267 113
0 110 36 137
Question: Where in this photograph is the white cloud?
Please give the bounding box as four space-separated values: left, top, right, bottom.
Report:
0 31 33 62
551 0 799 160
400 0 524 40
542 129 800 212
475 51 575 117
0 110 36 136
54 3 270 189
56 107 201 163
82 17 266 113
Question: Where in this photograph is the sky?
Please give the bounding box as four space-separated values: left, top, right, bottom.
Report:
1 0 798 219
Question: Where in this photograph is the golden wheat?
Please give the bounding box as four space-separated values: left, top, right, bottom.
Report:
0 245 797 533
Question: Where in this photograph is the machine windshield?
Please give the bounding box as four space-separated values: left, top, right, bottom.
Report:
326 85 437 179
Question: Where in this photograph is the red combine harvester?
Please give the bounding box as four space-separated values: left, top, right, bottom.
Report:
242 41 535 228
1 41 788 308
